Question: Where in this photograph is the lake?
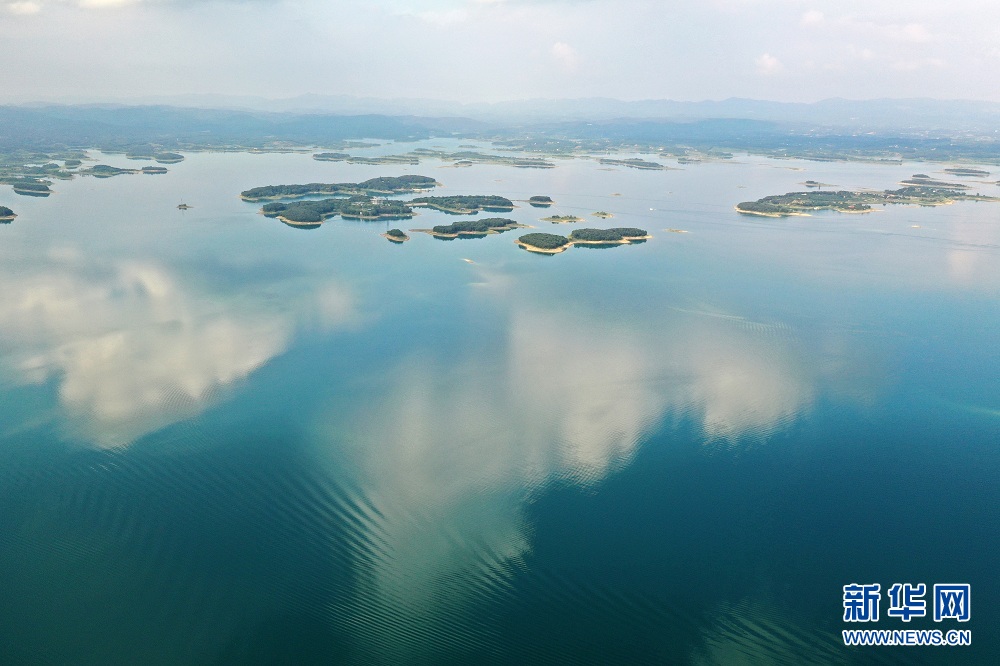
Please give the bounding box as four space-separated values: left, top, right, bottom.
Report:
1 145 997 664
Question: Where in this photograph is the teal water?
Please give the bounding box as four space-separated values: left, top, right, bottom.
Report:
1 146 998 664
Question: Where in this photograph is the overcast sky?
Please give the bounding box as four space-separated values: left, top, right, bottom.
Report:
3 0 1000 104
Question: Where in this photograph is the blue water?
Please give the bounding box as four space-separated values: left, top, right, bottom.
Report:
0 146 997 664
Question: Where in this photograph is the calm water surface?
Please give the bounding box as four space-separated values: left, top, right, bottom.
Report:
1 145 998 664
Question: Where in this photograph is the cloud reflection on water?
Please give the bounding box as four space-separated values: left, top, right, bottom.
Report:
0 252 356 448
326 274 833 659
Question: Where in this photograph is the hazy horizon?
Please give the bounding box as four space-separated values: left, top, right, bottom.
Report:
4 0 1000 105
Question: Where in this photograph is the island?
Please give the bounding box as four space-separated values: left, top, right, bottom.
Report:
944 167 990 177
80 164 168 177
569 227 651 245
12 180 51 197
262 196 415 225
382 229 410 243
416 217 526 239
516 233 572 254
898 174 969 188
516 227 650 254
241 175 438 202
408 195 514 214
528 195 554 207
736 178 1000 217
542 215 583 224
0 205 15 221
312 153 351 161
177 204 192 210
593 211 614 219
801 180 835 188
598 158 674 171
124 148 185 164
410 149 556 169
313 153 419 165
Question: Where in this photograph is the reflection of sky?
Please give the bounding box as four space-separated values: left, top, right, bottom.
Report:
322 269 876 658
0 250 356 448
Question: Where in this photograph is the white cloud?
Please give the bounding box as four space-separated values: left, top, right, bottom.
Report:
887 22 933 44
800 9 823 26
6 1 41 13
79 0 140 7
755 52 783 75
551 41 580 70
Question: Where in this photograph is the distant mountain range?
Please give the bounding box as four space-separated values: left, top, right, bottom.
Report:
20 94 1000 133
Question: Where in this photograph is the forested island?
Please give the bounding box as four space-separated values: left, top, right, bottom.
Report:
528 196 554 207
408 195 514 214
593 211 613 218
80 164 168 177
417 217 526 238
11 180 51 196
598 158 673 170
517 227 650 253
262 196 415 225
411 149 556 169
944 167 990 177
123 148 185 163
516 233 572 253
0 205 15 221
736 177 1000 217
542 215 583 224
241 175 438 202
382 229 410 243
313 153 419 165
569 227 651 244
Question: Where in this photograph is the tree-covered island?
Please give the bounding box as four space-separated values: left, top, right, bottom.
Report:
736 176 1000 217
11 180 51 196
516 233 572 254
528 195 554 207
417 217 526 238
241 175 438 202
542 215 584 224
382 228 410 243
943 167 990 177
516 227 650 253
79 164 168 177
408 195 514 214
569 227 651 244
262 196 415 226
598 158 674 170
0 205 15 221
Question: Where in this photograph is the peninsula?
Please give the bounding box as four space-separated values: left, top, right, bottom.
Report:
241 175 438 202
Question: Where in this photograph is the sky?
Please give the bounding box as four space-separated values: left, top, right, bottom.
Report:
3 0 1000 104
